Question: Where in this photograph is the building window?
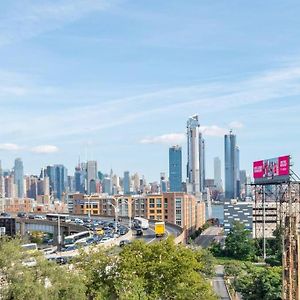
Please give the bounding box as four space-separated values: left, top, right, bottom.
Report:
149 199 155 208
165 215 168 219
165 209 168 214
157 209 162 214
150 209 155 214
149 216 155 220
156 198 162 208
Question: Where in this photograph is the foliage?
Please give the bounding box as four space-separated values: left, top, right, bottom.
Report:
224 221 256 261
189 222 210 240
77 237 217 300
234 265 282 300
29 231 44 244
0 237 86 300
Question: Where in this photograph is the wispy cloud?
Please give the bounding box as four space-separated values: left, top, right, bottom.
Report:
0 63 300 144
30 145 59 154
0 143 22 151
0 143 59 154
0 0 113 46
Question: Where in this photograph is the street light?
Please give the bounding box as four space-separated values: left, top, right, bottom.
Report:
0 192 4 213
108 200 119 232
86 194 92 219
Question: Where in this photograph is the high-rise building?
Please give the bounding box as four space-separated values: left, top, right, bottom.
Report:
214 157 222 190
45 165 68 200
74 164 85 193
224 131 240 199
86 161 97 195
123 171 131 194
169 145 182 192
14 158 24 198
186 115 205 197
103 177 112 195
160 172 168 193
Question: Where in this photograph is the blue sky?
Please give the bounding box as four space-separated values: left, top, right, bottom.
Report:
0 0 300 181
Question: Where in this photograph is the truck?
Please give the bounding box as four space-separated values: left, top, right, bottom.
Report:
155 221 165 238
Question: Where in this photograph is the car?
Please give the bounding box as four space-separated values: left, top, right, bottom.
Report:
0 212 11 218
34 215 46 220
136 229 143 236
17 212 27 218
85 237 95 245
119 228 127 235
99 236 111 243
28 214 35 219
119 240 131 247
47 239 54 245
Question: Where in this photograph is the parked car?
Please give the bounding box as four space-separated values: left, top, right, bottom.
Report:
0 212 11 218
28 214 35 219
136 229 143 236
119 240 131 247
17 212 27 218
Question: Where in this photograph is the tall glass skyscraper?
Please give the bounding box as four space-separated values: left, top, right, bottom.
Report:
224 131 240 199
169 145 182 192
14 158 24 198
123 171 131 194
186 115 205 196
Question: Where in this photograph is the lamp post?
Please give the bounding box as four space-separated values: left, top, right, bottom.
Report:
86 194 92 219
108 199 119 232
0 192 4 213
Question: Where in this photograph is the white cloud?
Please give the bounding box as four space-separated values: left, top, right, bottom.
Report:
0 0 113 46
228 121 244 129
0 143 22 151
30 145 59 154
140 133 185 145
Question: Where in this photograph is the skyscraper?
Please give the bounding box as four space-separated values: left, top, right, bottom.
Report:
45 165 68 200
123 171 130 194
160 172 168 193
214 157 222 190
14 158 24 198
224 131 240 199
86 161 97 195
186 115 205 197
169 145 182 192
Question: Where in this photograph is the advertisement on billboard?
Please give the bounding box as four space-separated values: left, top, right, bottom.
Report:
253 155 290 184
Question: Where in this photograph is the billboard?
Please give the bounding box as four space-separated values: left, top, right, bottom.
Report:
253 155 290 184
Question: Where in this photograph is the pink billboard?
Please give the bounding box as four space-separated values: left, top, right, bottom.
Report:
253 155 290 183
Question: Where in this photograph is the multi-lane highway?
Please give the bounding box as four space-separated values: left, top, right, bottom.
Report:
195 226 223 248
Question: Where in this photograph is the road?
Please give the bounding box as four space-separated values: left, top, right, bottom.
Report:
213 265 231 300
195 226 223 248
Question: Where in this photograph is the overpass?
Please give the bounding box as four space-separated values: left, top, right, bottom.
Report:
16 218 87 244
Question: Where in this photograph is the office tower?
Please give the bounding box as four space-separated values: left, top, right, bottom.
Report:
54 165 68 200
214 157 222 190
169 145 182 192
86 161 97 195
186 115 205 197
160 172 168 193
103 177 112 195
224 131 240 199
75 164 85 193
132 173 140 193
123 171 130 194
14 158 24 198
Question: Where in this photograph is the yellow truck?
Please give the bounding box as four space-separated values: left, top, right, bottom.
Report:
155 221 165 238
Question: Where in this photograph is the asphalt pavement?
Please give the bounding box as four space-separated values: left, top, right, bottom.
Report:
213 265 231 300
195 226 223 248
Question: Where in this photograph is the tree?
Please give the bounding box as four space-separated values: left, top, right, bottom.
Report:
234 265 282 300
77 237 217 300
225 222 255 261
0 238 86 300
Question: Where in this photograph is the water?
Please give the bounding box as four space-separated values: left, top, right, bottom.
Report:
206 204 224 224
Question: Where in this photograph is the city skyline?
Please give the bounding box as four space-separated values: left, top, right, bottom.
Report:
0 1 300 180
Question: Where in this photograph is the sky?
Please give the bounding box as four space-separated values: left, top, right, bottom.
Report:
0 0 300 181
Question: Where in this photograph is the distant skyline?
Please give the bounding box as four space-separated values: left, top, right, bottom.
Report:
0 1 300 181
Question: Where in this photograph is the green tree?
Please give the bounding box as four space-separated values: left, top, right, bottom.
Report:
225 222 255 261
0 238 86 300
234 265 282 300
77 237 217 300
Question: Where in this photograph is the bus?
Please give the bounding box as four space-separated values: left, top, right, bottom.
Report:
63 231 93 247
46 213 71 223
133 217 149 230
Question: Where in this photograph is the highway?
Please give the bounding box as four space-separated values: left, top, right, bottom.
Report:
195 226 223 248
212 265 231 300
